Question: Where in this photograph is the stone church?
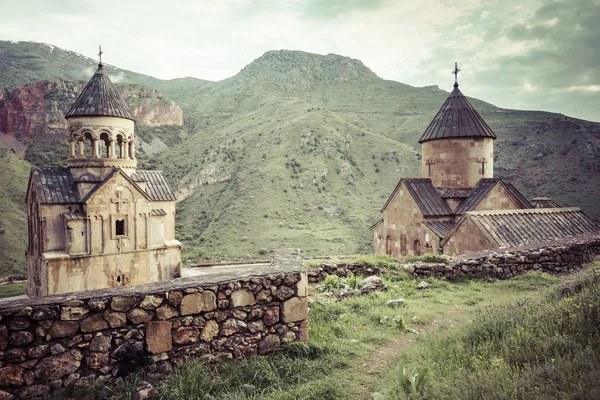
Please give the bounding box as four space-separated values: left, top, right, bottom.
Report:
372 67 600 257
26 59 181 297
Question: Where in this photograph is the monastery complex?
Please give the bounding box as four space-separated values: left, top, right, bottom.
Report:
373 67 600 257
25 59 181 297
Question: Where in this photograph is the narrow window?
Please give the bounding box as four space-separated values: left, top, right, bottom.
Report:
115 219 125 236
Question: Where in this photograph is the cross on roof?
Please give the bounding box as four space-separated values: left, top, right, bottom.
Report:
98 45 103 67
452 62 460 87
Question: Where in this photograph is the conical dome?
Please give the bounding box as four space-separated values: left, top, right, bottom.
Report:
65 64 134 120
418 83 496 143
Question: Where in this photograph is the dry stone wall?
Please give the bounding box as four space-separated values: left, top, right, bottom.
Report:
0 250 308 399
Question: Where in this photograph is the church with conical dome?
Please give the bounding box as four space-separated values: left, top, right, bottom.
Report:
372 64 599 257
25 54 182 297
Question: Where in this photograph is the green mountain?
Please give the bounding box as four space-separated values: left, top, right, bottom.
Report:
1 43 599 274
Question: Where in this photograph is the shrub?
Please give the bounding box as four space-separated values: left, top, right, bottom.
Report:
258 248 269 256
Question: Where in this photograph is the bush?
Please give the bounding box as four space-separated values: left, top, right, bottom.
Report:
258 248 269 256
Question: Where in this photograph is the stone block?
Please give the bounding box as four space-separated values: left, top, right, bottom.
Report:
8 317 31 331
146 321 172 354
140 295 164 310
47 321 79 339
230 289 255 308
127 308 154 324
103 310 127 328
220 318 247 336
9 331 33 347
167 291 183 307
86 352 110 370
263 307 279 326
34 350 82 381
90 335 112 352
281 297 308 323
200 320 219 342
180 292 217 315
156 305 179 320
0 326 7 351
257 334 280 354
296 272 308 297
61 306 89 321
80 314 110 333
299 320 309 341
19 384 49 399
0 364 23 387
28 345 50 359
0 390 15 400
31 306 58 321
111 296 138 312
172 327 199 345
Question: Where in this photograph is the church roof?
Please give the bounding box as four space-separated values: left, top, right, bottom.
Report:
418 84 496 143
382 178 453 216
443 208 600 249
27 168 176 204
454 179 532 214
423 220 455 238
131 170 177 201
441 188 470 199
64 64 134 120
532 197 561 208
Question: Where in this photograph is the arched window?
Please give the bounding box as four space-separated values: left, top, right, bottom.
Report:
116 134 125 159
413 240 421 256
385 236 392 255
100 132 111 158
83 131 93 158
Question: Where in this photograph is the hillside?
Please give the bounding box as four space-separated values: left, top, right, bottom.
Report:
0 42 599 272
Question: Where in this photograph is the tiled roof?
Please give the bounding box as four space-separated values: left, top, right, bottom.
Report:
63 212 86 220
446 208 600 249
441 188 470 199
423 220 455 238
371 219 383 230
27 168 80 204
454 179 532 214
65 64 134 120
532 197 561 208
382 179 453 216
132 170 177 201
150 209 167 216
73 173 102 183
418 84 496 143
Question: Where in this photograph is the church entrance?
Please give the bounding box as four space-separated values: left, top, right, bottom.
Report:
385 236 392 255
413 240 421 256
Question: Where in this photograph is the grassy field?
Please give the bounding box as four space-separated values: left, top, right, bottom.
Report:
0 281 27 298
58 262 600 400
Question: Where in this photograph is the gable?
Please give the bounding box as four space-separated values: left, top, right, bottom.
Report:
474 182 521 212
382 179 452 217
82 169 152 205
454 179 532 214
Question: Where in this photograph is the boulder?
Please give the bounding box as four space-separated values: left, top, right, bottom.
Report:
417 281 430 290
386 299 405 307
133 381 157 400
34 350 82 381
358 276 387 294
146 321 172 354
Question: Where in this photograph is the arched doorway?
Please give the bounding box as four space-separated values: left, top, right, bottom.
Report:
385 236 392 255
413 240 421 256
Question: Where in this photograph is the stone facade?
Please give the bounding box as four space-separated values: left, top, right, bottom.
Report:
421 137 493 189
0 252 308 398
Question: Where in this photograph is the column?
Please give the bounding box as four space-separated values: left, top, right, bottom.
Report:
129 141 135 159
109 139 116 158
78 140 85 157
123 141 129 159
69 140 76 158
91 139 99 158
119 142 125 159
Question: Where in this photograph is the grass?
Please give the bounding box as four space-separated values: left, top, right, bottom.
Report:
403 254 446 264
0 281 27 298
63 263 600 400
375 263 600 399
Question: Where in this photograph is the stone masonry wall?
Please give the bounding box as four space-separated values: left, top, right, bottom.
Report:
0 250 308 399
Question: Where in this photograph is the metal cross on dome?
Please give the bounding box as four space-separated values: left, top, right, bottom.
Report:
452 62 460 86
98 45 103 66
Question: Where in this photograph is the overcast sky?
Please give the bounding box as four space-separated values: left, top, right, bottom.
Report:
1 0 598 122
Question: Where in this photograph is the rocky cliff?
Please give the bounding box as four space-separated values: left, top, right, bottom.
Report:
0 80 183 137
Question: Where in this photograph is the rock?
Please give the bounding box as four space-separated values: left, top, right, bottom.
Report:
417 281 430 290
50 342 67 355
258 334 280 354
5 348 27 362
156 304 179 320
47 321 79 339
172 327 200 345
127 308 154 324
0 390 15 400
86 352 110 370
31 306 58 321
28 344 50 359
146 321 172 354
19 384 49 399
255 289 272 303
220 318 247 336
296 273 308 297
80 314 110 332
133 381 157 400
274 286 295 300
0 365 24 386
34 350 82 381
180 292 217 315
299 320 309 341
9 331 33 346
230 289 256 307
63 373 80 388
281 297 309 323
0 326 7 351
8 317 31 331
90 334 112 352
247 320 264 334
350 339 359 343
103 310 127 328
88 299 108 312
358 276 387 294
112 340 143 361
111 296 138 312
167 291 183 307
281 331 296 343
61 306 89 321
386 299 405 307
200 320 219 342
263 307 279 326
140 295 164 310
